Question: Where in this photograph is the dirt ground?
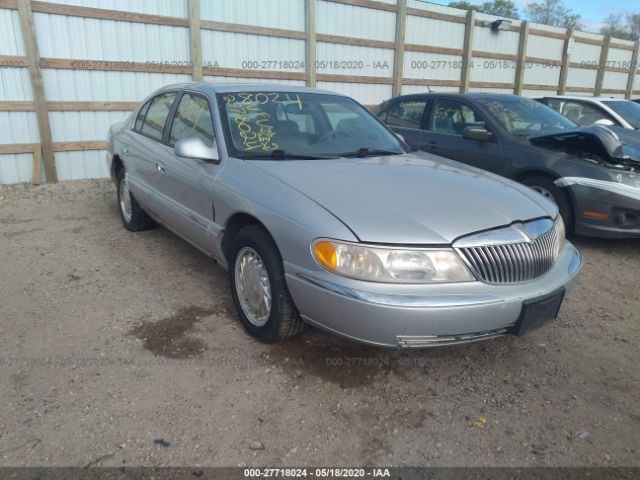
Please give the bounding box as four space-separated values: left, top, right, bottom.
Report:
0 179 638 468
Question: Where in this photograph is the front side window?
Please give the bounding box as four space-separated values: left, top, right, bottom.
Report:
477 96 576 136
217 91 404 158
545 99 618 127
140 92 177 142
429 99 486 135
602 100 640 129
169 93 216 147
385 99 427 129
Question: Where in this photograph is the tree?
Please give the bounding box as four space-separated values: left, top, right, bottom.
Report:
448 0 520 19
601 13 640 41
525 0 582 29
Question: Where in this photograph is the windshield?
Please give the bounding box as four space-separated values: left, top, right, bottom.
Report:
476 96 576 136
602 101 640 129
217 91 405 159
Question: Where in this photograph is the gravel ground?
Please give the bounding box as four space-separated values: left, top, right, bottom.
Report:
0 179 638 468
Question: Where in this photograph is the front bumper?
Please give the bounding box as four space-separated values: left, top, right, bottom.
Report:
557 177 640 239
285 242 582 348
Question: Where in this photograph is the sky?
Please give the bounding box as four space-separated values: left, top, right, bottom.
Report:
423 0 639 34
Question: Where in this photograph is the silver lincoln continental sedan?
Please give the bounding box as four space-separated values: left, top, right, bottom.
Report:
107 83 582 347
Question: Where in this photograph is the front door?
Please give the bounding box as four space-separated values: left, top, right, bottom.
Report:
423 97 506 176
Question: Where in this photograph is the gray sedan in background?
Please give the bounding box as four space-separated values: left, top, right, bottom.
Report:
107 83 581 348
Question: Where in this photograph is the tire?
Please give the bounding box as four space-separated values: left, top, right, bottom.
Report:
116 169 154 232
521 175 574 232
228 225 304 343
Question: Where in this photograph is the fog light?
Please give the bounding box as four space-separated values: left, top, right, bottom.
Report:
612 209 640 229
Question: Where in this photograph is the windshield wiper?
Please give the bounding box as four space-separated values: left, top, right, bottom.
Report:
236 149 339 160
338 148 404 158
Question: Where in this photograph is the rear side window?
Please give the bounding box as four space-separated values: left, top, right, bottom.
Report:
385 99 427 129
140 93 177 141
134 101 151 132
169 93 216 147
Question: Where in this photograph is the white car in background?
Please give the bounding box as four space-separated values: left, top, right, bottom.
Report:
537 96 640 130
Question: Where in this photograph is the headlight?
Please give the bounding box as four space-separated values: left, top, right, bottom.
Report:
554 215 566 254
312 240 474 283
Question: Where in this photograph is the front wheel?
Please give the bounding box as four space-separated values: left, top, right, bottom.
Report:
228 225 304 343
521 176 574 233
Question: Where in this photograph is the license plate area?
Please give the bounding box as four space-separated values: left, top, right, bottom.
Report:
511 287 566 336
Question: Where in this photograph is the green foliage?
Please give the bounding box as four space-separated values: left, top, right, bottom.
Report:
525 0 582 29
448 0 519 19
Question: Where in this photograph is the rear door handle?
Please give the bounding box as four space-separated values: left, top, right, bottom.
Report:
156 163 166 175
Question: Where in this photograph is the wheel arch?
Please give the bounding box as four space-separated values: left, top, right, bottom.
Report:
221 212 279 263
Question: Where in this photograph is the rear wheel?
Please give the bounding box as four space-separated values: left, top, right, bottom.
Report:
521 175 573 232
228 225 304 343
116 169 154 231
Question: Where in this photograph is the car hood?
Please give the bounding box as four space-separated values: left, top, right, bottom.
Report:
529 125 640 163
247 152 556 244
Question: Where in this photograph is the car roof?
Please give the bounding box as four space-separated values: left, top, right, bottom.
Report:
538 95 625 102
385 92 531 102
156 81 345 97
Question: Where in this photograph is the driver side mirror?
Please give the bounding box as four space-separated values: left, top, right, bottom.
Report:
462 126 493 142
174 136 220 163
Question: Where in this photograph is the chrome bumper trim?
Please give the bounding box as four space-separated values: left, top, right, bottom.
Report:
296 274 502 308
397 328 509 348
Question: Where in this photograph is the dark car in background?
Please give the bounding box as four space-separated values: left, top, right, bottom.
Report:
377 93 640 239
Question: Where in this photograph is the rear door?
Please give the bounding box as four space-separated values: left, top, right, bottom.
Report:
126 92 178 218
422 97 505 175
378 97 429 148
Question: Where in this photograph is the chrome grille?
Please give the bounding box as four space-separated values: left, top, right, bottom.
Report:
454 219 559 284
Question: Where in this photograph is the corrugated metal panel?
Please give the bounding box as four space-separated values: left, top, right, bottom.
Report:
521 89 559 97
470 58 516 84
34 13 190 62
200 0 304 31
468 87 513 94
49 111 130 142
607 47 633 64
405 15 465 49
0 68 33 101
526 35 564 61
43 0 188 18
603 71 630 91
570 42 601 65
0 8 25 56
566 68 598 89
42 70 191 101
403 52 462 81
0 154 35 184
316 43 393 78
55 151 109 181
0 112 40 184
316 81 392 105
472 24 521 56
201 31 305 72
523 63 560 86
317 1 396 42
204 76 306 86
401 85 458 94
407 0 463 16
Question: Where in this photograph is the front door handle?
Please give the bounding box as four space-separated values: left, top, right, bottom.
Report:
122 147 129 156
156 163 166 175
